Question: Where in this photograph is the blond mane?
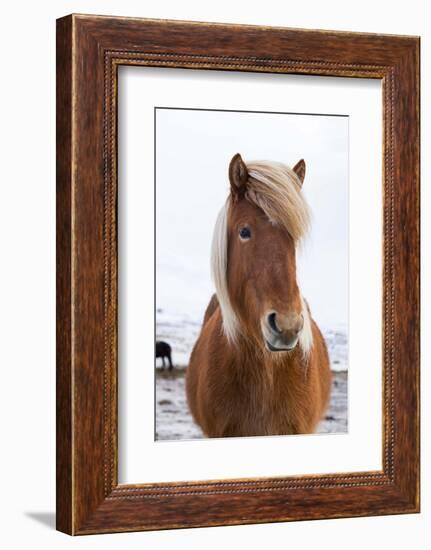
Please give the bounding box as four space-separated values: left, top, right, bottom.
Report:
245 161 311 241
211 160 313 354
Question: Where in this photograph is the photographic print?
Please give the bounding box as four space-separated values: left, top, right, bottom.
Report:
155 107 348 441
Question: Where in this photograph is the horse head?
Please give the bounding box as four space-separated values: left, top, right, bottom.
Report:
211 153 313 355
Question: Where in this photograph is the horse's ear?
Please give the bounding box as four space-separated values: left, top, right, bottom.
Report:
292 159 306 186
229 153 248 199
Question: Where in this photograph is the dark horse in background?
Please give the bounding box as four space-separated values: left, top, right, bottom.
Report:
156 341 174 370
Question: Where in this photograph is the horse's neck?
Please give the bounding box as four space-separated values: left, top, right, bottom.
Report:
222 329 310 432
225 329 307 382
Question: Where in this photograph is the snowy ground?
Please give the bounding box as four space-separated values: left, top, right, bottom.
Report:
155 310 348 441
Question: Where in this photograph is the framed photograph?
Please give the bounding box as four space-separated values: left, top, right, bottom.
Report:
56 14 420 535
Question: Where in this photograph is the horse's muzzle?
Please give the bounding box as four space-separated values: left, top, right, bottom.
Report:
262 311 303 352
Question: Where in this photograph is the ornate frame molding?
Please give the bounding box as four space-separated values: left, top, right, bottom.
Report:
57 15 419 534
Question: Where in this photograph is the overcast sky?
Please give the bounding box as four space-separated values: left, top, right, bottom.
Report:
156 108 348 330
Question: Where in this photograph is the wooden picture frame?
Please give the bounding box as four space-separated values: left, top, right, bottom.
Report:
56 14 420 535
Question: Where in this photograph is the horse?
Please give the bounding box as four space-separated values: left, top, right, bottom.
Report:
186 153 331 437
156 341 174 370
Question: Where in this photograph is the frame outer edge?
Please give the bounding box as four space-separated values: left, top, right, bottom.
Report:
56 14 74 535
392 38 420 510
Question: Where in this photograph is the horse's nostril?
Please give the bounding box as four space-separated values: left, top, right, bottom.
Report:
268 312 281 334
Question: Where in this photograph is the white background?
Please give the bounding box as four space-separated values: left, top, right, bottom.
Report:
0 1 428 549
118 69 382 483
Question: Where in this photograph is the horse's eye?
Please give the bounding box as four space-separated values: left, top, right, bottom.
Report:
239 226 251 240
